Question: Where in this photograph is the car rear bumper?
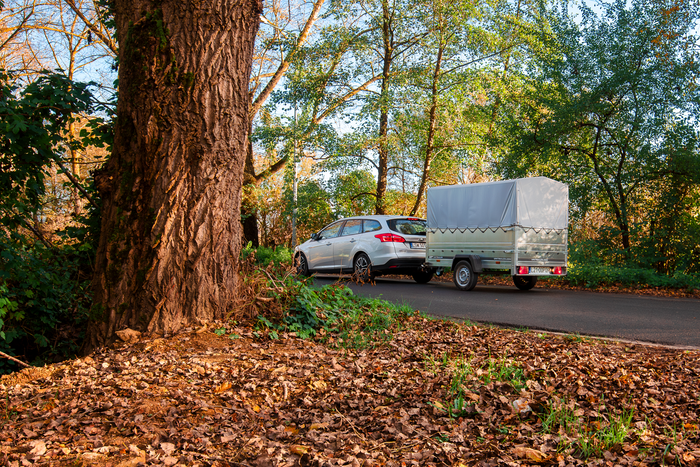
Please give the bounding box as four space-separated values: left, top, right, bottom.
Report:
371 258 426 275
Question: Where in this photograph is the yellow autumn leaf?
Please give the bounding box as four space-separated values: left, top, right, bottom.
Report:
431 400 446 411
252 405 261 413
309 423 328 430
311 380 327 390
290 445 309 456
214 381 232 393
512 447 548 462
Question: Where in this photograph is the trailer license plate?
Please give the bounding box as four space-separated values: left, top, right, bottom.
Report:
531 267 550 274
410 242 426 249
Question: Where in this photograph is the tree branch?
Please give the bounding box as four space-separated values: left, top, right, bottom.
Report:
54 160 99 209
0 351 30 368
63 0 117 56
250 0 325 118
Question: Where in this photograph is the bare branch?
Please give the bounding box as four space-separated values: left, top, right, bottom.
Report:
62 0 117 56
0 351 30 368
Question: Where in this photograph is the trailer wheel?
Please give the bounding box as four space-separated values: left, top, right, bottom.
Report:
453 261 478 291
513 275 538 291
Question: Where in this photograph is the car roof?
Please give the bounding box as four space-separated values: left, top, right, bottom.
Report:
338 215 426 221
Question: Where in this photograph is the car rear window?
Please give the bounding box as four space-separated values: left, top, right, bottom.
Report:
388 218 427 235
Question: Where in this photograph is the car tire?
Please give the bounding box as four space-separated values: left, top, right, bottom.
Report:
353 253 373 283
513 275 537 291
295 253 311 277
412 270 434 284
453 261 478 291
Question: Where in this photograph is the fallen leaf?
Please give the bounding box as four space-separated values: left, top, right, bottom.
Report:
291 445 309 455
512 446 548 462
28 440 46 457
214 381 232 393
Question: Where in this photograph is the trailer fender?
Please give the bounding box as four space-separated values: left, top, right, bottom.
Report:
452 255 483 273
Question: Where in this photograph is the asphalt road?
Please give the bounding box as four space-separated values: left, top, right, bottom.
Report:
313 275 700 348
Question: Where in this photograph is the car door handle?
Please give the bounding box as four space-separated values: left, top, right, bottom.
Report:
325 242 332 246
349 239 357 243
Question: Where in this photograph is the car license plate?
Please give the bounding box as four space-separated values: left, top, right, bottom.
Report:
530 267 550 274
410 242 426 249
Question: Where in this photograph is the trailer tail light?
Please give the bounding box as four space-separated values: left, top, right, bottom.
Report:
551 266 563 275
375 233 406 243
517 266 529 275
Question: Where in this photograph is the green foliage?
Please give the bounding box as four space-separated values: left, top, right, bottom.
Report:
240 243 293 267
554 241 700 290
430 351 529 419
0 231 93 373
564 264 700 291
252 273 418 349
0 284 19 341
0 69 106 374
541 397 634 458
285 282 415 348
0 70 103 230
494 0 700 268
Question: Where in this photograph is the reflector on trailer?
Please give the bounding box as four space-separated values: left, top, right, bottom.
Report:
552 266 563 275
518 266 529 275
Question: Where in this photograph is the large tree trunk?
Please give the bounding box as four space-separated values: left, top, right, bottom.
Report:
88 0 262 350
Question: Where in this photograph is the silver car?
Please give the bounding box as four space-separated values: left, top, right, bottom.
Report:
294 216 435 283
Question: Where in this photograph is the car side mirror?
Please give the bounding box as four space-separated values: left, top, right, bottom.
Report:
311 233 320 241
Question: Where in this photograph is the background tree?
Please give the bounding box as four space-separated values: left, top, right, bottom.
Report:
494 0 700 265
242 0 326 246
88 0 262 349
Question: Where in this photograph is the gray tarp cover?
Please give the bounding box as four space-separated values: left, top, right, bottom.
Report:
427 177 569 230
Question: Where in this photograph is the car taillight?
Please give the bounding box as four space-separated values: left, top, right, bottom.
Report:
551 266 563 275
375 233 406 243
517 266 529 275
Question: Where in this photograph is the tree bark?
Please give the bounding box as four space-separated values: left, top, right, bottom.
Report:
88 0 261 350
410 42 444 216
375 0 393 215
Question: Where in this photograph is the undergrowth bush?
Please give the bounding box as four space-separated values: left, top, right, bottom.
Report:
0 232 92 374
561 264 700 291
232 250 417 349
240 242 293 267
564 239 700 291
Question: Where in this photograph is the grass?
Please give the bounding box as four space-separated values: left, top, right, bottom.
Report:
425 352 530 419
541 397 635 458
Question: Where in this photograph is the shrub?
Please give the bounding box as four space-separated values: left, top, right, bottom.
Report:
563 263 700 291
240 243 293 267
0 231 92 373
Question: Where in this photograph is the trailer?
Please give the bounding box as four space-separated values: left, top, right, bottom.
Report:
425 177 569 291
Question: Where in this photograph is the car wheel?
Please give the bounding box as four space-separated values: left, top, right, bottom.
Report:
295 253 310 277
453 260 478 291
513 275 537 291
353 253 373 283
412 270 434 284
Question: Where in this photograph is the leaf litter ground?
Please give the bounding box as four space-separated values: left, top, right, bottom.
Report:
1 313 699 466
